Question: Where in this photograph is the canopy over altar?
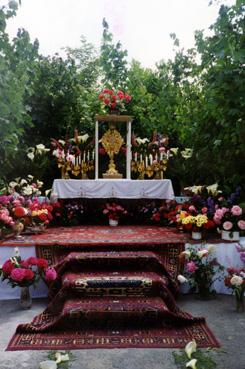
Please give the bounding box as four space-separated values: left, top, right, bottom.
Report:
52 179 175 199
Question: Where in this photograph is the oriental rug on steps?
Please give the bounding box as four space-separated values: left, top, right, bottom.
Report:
6 226 220 350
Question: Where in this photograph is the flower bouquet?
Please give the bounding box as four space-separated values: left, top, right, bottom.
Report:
0 252 57 308
179 245 224 299
179 205 215 239
98 89 132 114
103 202 127 226
213 205 245 240
224 268 245 312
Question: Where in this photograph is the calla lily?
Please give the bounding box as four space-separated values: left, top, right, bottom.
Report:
170 147 179 155
55 352 69 364
207 244 214 253
186 358 197 369
14 247 20 257
197 249 208 258
58 139 65 146
185 340 197 359
182 250 191 258
177 275 188 284
77 133 89 143
39 360 57 369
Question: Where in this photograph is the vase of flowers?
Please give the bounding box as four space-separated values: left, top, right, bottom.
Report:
98 89 132 114
0 251 57 309
214 205 245 241
224 268 245 312
103 202 127 226
179 245 224 299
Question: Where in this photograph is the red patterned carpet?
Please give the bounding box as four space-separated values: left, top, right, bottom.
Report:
5 226 220 350
0 225 187 247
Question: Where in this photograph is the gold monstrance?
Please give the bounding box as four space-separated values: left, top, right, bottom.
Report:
101 123 124 179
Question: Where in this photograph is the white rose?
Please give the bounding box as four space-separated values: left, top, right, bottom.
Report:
230 275 243 286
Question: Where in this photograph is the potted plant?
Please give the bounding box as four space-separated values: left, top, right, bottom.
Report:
103 202 127 226
0 251 57 309
213 205 245 241
224 268 245 312
98 89 132 114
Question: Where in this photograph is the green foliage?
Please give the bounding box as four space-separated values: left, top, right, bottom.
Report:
173 349 217 369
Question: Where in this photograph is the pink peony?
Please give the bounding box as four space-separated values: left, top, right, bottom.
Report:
45 267 57 281
24 269 35 281
10 268 26 282
186 261 198 273
223 221 233 231
26 257 38 266
231 205 242 216
238 220 245 230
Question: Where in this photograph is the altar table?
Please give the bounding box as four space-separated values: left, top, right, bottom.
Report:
52 179 175 199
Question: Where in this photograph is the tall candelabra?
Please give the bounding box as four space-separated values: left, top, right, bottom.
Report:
131 152 168 179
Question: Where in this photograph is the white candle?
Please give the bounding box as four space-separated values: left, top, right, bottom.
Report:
87 150 90 161
83 151 86 162
72 157 75 166
78 155 81 165
149 154 153 165
92 150 95 160
140 154 143 162
145 155 148 167
134 152 137 162
167 150 170 160
155 153 158 162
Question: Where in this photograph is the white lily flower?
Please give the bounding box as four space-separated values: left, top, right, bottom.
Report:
177 275 188 284
181 148 193 160
20 179 27 186
186 358 197 369
36 143 50 154
207 244 214 253
22 185 33 196
182 250 191 258
206 183 221 196
55 352 69 364
78 133 89 143
39 360 57 369
9 181 18 188
197 249 208 258
60 354 69 362
14 247 20 257
27 152 35 160
185 340 197 359
58 139 65 146
27 174 34 180
135 137 149 145
55 352 61 364
37 180 44 188
45 189 52 197
170 147 179 155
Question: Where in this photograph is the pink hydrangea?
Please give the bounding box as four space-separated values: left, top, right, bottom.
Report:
45 267 57 281
10 268 26 282
186 261 198 273
231 205 242 216
238 220 245 230
223 221 233 231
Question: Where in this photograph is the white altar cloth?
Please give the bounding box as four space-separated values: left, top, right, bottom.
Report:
52 179 175 199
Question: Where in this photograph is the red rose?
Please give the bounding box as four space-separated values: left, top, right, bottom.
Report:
38 213 47 222
124 93 132 103
104 98 110 105
2 260 14 276
20 260 29 268
24 269 35 281
14 207 27 217
26 257 38 266
117 91 124 99
37 258 48 269
98 93 104 100
111 95 117 102
111 102 117 109
103 89 113 95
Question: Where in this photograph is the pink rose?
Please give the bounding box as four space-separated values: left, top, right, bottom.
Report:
213 216 221 225
201 207 208 214
10 268 26 282
189 205 196 212
231 205 242 216
223 221 233 231
238 220 245 230
45 267 57 281
186 261 198 273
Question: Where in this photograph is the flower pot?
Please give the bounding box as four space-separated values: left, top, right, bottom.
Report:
109 219 118 227
191 231 202 240
20 286 32 309
221 230 240 241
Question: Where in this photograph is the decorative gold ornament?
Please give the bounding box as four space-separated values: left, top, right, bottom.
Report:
101 124 124 179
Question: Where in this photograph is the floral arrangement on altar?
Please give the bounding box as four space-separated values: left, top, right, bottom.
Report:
103 202 127 224
179 245 224 298
98 89 132 113
224 268 245 312
213 205 245 233
0 253 57 288
3 175 44 197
